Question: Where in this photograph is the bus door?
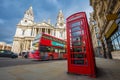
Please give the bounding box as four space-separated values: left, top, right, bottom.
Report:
58 48 66 59
39 46 49 60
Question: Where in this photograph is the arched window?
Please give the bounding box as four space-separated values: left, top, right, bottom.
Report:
60 31 62 37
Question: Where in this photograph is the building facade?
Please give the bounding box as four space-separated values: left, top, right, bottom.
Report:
89 13 102 57
12 6 66 54
0 42 12 51
90 0 120 59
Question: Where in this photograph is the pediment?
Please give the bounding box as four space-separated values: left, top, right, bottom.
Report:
36 22 54 28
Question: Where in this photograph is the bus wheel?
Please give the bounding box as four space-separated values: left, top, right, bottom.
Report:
49 56 53 60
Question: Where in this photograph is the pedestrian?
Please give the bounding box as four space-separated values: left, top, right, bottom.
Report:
19 52 21 56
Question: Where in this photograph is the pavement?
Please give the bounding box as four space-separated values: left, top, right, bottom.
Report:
0 58 120 80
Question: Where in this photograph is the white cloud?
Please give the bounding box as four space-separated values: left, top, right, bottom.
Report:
64 3 93 21
0 19 5 24
84 7 93 21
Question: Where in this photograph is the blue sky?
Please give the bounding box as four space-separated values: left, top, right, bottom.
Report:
0 0 93 44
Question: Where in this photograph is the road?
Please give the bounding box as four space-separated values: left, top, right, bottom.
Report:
0 58 120 80
0 58 53 67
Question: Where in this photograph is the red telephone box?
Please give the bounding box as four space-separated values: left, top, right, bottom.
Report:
66 12 96 77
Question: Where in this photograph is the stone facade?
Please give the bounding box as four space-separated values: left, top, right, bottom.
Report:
89 12 102 57
90 0 120 59
0 42 12 50
12 6 66 54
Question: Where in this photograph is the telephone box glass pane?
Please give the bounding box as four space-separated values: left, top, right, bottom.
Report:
71 22 80 28
73 47 82 52
71 31 81 37
72 54 85 58
71 26 81 32
72 42 82 46
74 60 84 65
72 36 82 42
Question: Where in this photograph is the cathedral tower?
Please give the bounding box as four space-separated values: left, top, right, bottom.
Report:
55 10 66 40
56 10 65 28
18 6 34 26
12 6 35 54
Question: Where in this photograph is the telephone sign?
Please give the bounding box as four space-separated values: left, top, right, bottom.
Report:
66 12 96 77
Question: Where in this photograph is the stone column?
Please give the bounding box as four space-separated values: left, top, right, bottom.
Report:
19 41 22 53
25 40 27 51
35 28 37 36
103 36 112 59
23 40 25 51
50 29 52 35
30 40 32 50
32 28 34 36
26 40 29 51
27 40 29 51
106 38 112 59
18 41 20 53
24 40 27 51
27 40 30 51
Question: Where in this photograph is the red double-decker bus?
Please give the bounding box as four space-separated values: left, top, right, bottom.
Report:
29 33 67 60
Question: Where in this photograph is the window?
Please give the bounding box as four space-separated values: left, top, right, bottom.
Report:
22 30 25 35
54 32 56 36
25 20 27 22
60 32 62 37
97 40 101 46
96 33 99 38
48 29 50 34
60 23 63 26
118 26 120 34
92 21 96 25
42 28 45 33
31 29 33 36
118 23 120 28
114 39 120 50
60 17 62 20
109 29 120 51
118 36 120 45
94 27 97 32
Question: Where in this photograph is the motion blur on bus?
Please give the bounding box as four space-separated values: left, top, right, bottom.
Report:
29 33 67 60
